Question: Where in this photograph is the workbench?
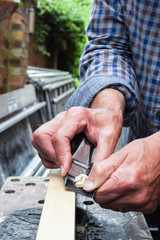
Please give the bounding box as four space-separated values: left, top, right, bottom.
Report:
0 175 153 240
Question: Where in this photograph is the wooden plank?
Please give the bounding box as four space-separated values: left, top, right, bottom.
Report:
0 176 152 239
36 173 76 240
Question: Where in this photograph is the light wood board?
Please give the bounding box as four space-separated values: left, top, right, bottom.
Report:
36 173 76 240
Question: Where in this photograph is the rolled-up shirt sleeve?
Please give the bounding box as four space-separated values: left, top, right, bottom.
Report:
66 0 139 126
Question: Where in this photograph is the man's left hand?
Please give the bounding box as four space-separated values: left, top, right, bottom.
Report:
83 132 160 213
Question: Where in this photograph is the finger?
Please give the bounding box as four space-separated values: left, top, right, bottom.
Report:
32 132 57 162
94 171 153 213
94 164 134 203
31 137 39 150
99 201 140 212
39 154 59 169
31 115 66 156
97 193 153 213
51 118 87 176
37 149 60 167
93 132 118 164
83 151 126 192
94 183 142 212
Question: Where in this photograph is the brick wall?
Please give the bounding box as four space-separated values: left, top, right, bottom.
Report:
0 0 31 94
0 18 10 93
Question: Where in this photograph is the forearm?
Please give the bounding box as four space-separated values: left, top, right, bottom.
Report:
75 0 138 126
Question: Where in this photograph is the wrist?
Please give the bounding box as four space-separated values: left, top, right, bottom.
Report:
147 131 160 153
91 88 126 116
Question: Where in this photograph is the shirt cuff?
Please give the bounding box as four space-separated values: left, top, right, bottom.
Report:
66 74 139 126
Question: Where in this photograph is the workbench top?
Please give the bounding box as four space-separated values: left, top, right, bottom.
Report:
0 176 153 240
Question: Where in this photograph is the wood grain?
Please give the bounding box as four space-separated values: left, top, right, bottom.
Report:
36 173 75 240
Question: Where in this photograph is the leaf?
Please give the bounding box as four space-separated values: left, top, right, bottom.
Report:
33 0 92 80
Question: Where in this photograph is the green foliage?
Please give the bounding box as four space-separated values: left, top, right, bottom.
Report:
33 0 92 83
36 0 91 29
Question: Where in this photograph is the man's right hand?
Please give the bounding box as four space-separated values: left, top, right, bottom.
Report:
31 89 125 177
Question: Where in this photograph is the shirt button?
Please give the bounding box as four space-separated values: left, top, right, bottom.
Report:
156 111 160 118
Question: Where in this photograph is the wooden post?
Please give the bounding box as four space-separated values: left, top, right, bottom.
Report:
36 173 76 240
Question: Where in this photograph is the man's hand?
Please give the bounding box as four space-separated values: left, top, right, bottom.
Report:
83 132 160 213
31 89 125 177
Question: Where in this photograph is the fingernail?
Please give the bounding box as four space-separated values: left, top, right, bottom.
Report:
83 180 95 191
60 166 67 177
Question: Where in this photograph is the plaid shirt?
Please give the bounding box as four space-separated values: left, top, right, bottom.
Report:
66 0 160 145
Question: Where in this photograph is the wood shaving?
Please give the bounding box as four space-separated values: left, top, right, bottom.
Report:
74 174 87 188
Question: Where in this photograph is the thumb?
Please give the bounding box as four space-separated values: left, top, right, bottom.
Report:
83 151 125 192
93 134 118 164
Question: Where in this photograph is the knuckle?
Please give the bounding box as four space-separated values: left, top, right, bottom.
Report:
51 128 65 144
55 111 66 119
53 111 66 123
92 164 102 176
33 123 51 140
94 194 102 205
104 128 118 144
99 204 106 209
41 160 50 168
105 129 114 139
135 191 150 206
32 128 41 140
94 196 99 204
42 160 53 169
51 133 61 146
67 106 88 118
124 172 142 191
31 137 35 146
143 201 158 214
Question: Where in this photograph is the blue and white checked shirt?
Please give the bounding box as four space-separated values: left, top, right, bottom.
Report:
66 0 160 146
